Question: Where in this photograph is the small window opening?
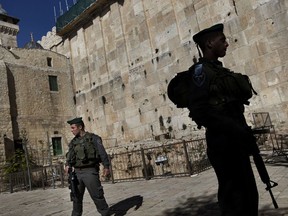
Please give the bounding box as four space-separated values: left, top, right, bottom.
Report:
47 57 52 67
52 137 62 156
49 75 58 91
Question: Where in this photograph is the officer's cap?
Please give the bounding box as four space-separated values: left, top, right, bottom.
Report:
67 117 83 125
193 23 224 44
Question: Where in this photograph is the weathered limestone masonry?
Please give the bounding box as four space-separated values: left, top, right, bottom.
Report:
0 56 12 164
0 46 76 165
40 0 288 151
0 10 19 48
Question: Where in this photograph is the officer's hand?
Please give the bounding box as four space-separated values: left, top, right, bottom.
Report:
102 168 110 177
64 166 74 175
64 165 69 175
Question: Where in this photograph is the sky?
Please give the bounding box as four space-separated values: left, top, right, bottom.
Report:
0 0 76 48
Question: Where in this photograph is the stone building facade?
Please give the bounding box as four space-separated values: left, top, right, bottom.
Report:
0 3 78 167
39 0 288 152
1 0 287 165
0 47 75 165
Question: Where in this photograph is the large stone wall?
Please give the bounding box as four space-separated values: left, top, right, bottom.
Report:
40 0 288 149
0 58 12 163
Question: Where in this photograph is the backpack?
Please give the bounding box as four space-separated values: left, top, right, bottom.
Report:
167 62 257 108
167 70 192 108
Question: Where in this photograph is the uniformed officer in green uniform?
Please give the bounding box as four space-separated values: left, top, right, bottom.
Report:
189 23 259 216
65 117 110 216
188 24 259 215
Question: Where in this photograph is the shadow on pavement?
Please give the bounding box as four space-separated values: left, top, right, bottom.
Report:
259 203 288 216
109 195 143 216
161 194 288 216
162 194 221 216
266 156 288 167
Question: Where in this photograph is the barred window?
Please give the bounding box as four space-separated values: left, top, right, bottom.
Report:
52 137 62 156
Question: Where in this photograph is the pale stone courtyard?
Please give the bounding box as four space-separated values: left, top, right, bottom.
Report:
0 161 287 216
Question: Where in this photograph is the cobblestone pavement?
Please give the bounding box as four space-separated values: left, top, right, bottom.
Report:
0 159 287 216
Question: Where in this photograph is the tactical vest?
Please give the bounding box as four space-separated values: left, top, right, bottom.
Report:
167 59 257 128
187 61 257 128
68 133 100 168
206 62 257 106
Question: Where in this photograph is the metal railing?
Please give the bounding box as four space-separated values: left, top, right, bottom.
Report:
56 0 97 33
108 139 210 182
0 164 65 193
0 139 211 192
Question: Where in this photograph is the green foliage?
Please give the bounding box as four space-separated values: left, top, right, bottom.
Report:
3 149 37 174
3 149 26 174
2 129 37 174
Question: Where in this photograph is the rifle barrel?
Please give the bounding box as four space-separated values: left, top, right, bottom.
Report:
252 153 279 209
267 187 279 209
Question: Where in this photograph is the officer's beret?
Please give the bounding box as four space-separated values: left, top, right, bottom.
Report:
67 117 83 125
193 23 224 44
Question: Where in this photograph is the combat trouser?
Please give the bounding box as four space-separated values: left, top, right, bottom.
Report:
72 167 110 216
206 129 259 216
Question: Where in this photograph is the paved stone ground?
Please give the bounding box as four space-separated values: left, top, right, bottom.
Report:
0 157 287 216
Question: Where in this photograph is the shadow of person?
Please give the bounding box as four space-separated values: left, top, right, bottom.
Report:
162 194 221 216
109 195 143 216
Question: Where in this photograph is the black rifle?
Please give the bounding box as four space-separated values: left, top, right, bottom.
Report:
68 165 79 201
252 153 278 209
250 130 278 209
